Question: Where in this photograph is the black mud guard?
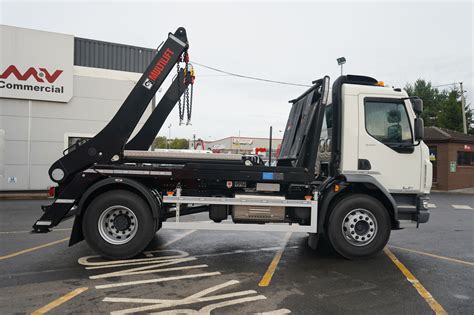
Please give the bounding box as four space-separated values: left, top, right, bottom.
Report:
69 177 161 246
342 174 397 219
317 174 398 234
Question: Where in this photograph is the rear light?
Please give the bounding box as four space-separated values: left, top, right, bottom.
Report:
47 186 56 198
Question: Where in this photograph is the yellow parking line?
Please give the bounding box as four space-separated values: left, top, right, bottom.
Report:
259 232 292 287
389 245 474 267
0 237 69 261
31 287 88 314
384 247 447 315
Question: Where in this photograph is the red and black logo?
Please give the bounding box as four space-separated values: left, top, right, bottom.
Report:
143 48 174 90
0 65 63 83
0 65 65 94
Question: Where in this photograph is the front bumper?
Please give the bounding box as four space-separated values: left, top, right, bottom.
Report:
416 195 430 224
395 195 430 228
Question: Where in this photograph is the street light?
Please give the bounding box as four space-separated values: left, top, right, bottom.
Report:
337 57 346 76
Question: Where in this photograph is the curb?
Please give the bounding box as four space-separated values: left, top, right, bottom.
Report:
431 190 474 195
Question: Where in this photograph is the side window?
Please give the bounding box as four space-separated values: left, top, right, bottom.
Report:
364 100 413 145
325 104 333 129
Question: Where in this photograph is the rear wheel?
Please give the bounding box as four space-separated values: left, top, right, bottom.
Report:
327 194 391 259
83 190 155 259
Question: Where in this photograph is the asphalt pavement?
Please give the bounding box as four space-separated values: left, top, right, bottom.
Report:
0 193 472 314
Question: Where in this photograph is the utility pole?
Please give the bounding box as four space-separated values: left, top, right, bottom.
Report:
269 126 273 166
460 82 467 134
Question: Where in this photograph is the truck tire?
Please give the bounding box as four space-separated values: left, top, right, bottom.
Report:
82 190 155 259
327 194 390 259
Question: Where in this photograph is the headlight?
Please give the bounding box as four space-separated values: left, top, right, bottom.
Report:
422 199 429 209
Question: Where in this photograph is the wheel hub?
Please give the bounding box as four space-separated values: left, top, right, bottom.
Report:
342 208 377 246
113 214 130 231
98 206 138 245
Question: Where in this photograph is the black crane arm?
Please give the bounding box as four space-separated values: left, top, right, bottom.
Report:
49 27 189 183
125 68 189 151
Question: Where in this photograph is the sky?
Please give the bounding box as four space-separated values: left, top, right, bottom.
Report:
1 0 472 140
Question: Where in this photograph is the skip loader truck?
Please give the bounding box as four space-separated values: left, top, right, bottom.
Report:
33 27 432 260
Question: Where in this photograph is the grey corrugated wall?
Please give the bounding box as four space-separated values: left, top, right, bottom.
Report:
74 37 156 73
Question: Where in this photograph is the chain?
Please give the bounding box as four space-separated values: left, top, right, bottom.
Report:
177 52 193 125
177 57 184 125
186 83 193 125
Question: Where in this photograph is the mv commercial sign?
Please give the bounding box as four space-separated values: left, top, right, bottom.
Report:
0 25 73 103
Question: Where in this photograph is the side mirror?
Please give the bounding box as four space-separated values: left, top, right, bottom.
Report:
412 98 423 116
414 118 424 141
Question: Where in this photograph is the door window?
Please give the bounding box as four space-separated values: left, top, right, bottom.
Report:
364 100 413 149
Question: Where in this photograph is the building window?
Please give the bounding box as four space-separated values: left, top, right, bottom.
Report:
457 151 474 166
66 135 93 153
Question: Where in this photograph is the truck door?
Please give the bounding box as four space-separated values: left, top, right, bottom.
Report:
357 96 422 193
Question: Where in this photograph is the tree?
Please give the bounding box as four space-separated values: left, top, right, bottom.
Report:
169 138 189 149
153 136 168 149
439 90 473 134
405 79 473 134
152 137 189 149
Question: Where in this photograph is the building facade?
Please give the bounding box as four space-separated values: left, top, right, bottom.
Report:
191 136 283 160
0 25 157 191
424 127 474 190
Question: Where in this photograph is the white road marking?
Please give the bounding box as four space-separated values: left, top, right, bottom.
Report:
89 257 196 279
105 280 266 315
90 261 208 279
452 204 473 210
168 295 266 315
79 230 293 313
78 249 189 268
428 203 437 208
256 309 292 315
95 272 221 290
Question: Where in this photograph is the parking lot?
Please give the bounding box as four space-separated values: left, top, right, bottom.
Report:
0 192 472 314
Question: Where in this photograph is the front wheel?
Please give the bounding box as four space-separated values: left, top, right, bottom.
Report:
327 194 391 259
83 190 155 259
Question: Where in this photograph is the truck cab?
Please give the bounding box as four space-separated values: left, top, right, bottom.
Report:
280 75 432 258
317 76 431 225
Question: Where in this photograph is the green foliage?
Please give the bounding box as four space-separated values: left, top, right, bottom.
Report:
405 79 473 134
152 136 189 149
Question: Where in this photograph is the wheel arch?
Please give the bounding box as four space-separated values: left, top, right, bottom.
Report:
318 174 398 235
69 177 161 246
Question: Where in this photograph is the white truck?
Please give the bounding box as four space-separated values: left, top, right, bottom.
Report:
33 27 432 260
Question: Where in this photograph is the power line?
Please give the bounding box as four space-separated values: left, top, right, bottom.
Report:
192 61 311 87
432 82 459 88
